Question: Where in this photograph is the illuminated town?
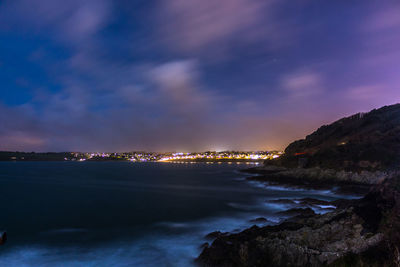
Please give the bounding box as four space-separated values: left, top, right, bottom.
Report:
68 151 283 162
157 151 282 162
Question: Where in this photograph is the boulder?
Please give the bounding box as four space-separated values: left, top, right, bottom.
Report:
0 231 7 245
205 231 228 240
196 177 400 266
249 217 268 223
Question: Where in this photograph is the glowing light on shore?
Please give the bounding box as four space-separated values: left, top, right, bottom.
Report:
156 151 281 162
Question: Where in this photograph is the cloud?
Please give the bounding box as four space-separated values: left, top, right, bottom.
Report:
359 3 400 66
345 85 400 110
156 0 287 56
150 60 212 113
0 0 308 152
62 1 110 40
346 85 383 101
364 4 400 33
352 3 400 108
0 58 221 152
0 104 45 151
281 71 324 99
0 0 111 43
0 132 45 151
2 0 400 153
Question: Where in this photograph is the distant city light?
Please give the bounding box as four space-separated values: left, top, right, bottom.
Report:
62 150 282 162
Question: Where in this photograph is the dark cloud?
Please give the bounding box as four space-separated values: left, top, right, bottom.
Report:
0 1 399 152
155 0 287 55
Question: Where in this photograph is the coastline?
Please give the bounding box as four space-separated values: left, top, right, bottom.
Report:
196 165 400 266
241 165 380 195
195 165 373 266
0 162 354 266
201 103 400 265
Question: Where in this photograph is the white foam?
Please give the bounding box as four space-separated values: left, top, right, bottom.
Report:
0 169 362 267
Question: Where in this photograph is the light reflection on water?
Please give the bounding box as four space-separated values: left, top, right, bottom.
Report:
0 162 359 266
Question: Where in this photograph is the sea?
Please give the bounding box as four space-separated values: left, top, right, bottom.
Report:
0 162 360 266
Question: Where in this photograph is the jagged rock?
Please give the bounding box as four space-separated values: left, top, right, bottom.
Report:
200 242 209 250
196 177 400 266
198 105 400 266
249 217 268 223
269 104 400 172
330 198 355 209
277 207 315 217
0 231 7 245
244 104 400 190
248 166 393 186
295 198 332 206
205 231 229 240
267 199 295 204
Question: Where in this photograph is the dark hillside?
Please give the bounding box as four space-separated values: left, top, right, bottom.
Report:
272 104 400 171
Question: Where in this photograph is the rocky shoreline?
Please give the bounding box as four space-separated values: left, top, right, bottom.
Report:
196 104 400 266
241 166 388 195
195 158 400 266
244 165 396 185
196 176 400 266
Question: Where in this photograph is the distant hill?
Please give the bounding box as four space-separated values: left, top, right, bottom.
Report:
272 103 400 171
0 151 75 161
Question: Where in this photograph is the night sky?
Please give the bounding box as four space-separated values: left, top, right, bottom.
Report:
0 0 399 152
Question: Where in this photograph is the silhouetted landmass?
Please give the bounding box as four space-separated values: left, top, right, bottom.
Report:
0 151 76 161
243 104 400 187
197 103 400 266
274 103 400 171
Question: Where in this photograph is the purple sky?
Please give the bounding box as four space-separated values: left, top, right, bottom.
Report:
0 0 399 152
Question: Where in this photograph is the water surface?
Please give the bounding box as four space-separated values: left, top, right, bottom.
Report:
0 162 358 266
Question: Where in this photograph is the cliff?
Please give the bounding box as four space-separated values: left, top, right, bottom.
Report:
197 103 400 266
244 104 400 186
197 177 400 266
273 103 400 172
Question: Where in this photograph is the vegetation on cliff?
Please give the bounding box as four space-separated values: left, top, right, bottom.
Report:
271 103 400 171
197 103 400 266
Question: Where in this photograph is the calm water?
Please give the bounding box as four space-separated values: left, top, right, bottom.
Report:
0 162 357 266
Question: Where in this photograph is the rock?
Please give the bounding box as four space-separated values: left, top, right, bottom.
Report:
249 217 268 223
331 198 356 209
245 104 400 188
252 166 393 186
205 231 228 240
295 197 331 206
197 208 383 266
277 207 315 217
246 166 388 194
200 104 400 266
267 199 295 204
298 157 308 168
0 231 7 245
278 104 400 172
200 242 209 250
196 177 400 266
